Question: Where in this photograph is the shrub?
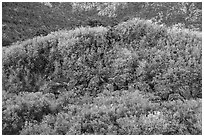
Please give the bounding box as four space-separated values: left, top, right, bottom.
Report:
2 18 202 135
112 18 202 100
2 92 56 134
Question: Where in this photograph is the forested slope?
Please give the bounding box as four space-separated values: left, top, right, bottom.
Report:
2 18 202 135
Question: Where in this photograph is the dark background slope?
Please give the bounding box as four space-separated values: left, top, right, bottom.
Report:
2 2 201 47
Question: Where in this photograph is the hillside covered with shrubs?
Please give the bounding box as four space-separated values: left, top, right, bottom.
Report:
2 18 202 135
3 2 201 47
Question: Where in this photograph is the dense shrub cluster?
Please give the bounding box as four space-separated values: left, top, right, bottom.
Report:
2 19 202 135
113 18 202 100
3 90 202 135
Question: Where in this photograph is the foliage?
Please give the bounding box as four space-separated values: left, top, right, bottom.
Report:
3 2 201 47
2 18 202 135
2 2 70 46
72 2 202 31
112 18 202 100
2 2 117 47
